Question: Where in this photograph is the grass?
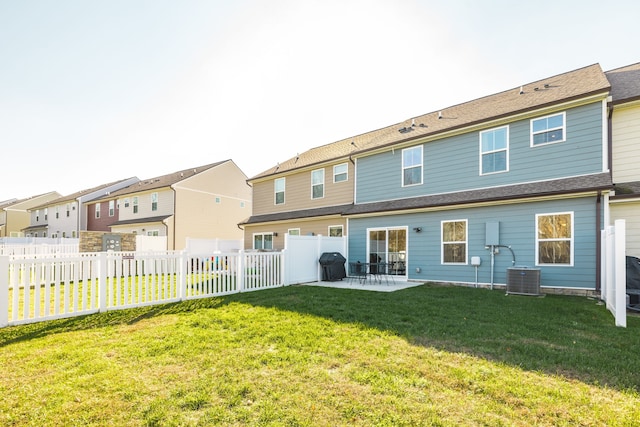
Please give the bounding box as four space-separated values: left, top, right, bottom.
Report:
1 283 639 426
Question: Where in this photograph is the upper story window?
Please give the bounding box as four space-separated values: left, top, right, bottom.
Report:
333 163 348 183
480 126 509 175
441 219 467 264
536 212 573 266
253 233 274 250
311 169 324 199
151 193 158 211
55 207 60 219
531 112 565 146
402 146 423 186
274 178 285 205
95 204 101 219
109 200 115 217
124 198 130 208
44 208 48 220
133 197 139 214
329 225 343 237
215 197 221 204
35 210 40 222
66 204 70 217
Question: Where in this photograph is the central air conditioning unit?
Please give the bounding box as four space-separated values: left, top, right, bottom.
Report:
506 267 541 296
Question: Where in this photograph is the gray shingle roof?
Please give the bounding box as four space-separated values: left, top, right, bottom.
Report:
242 174 612 224
251 63 610 180
345 173 612 216
109 215 172 226
606 62 640 104
241 204 352 225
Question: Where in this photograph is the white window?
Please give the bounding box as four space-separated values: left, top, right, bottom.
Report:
133 197 139 214
55 207 59 219
124 198 130 208
215 197 221 204
253 233 274 250
44 208 48 220
402 146 423 186
333 163 348 183
147 230 159 236
480 126 509 175
328 225 343 237
441 220 467 264
311 169 324 199
35 210 39 222
531 112 565 146
109 200 115 217
288 228 300 236
95 204 100 219
66 204 70 217
275 178 285 205
151 193 158 211
536 212 573 266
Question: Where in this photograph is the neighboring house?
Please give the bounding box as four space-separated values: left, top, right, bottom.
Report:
86 160 251 250
242 150 355 250
23 177 139 238
246 63 615 293
0 192 61 238
607 62 640 258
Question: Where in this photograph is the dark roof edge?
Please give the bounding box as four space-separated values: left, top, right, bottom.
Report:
241 204 353 225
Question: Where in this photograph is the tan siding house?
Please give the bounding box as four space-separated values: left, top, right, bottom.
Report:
243 160 354 250
0 192 61 238
87 160 251 250
606 63 640 257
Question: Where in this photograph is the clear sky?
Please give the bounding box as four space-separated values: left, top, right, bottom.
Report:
1 0 638 201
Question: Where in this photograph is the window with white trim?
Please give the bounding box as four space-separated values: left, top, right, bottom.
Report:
253 233 274 250
328 225 343 237
147 230 159 236
531 112 565 146
109 200 115 217
66 204 70 217
402 146 423 186
333 163 348 183
480 126 509 175
288 228 300 236
441 220 467 264
55 207 59 219
536 212 573 265
133 197 139 214
151 193 158 211
311 169 324 199
95 204 100 219
124 198 130 208
275 177 285 205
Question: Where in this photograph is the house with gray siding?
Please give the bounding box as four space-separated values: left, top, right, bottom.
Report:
23 177 139 238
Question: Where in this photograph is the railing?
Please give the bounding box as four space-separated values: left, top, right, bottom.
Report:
0 250 285 328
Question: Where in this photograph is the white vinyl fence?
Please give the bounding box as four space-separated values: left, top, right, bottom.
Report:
601 219 627 327
283 234 347 285
0 241 80 256
0 250 284 328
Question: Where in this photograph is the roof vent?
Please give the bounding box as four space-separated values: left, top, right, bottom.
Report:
438 111 443 119
519 85 524 95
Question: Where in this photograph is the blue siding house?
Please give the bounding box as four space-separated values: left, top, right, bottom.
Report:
346 64 612 292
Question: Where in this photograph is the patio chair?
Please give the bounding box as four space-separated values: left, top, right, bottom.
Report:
348 262 368 284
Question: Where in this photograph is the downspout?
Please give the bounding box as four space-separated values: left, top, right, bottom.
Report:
595 191 602 292
172 187 177 250
607 100 613 176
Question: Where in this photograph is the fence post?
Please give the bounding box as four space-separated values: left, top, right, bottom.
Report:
0 256 9 327
179 250 187 300
614 220 627 328
98 252 108 312
237 250 245 292
281 248 289 286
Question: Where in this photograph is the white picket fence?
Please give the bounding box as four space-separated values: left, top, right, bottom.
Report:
601 219 627 327
0 242 80 256
0 250 284 328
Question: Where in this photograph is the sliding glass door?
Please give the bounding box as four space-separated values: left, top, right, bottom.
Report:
367 227 407 276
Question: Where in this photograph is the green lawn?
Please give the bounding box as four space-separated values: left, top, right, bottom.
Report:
1 283 639 426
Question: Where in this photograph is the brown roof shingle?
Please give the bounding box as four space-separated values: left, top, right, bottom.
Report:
251 63 610 180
